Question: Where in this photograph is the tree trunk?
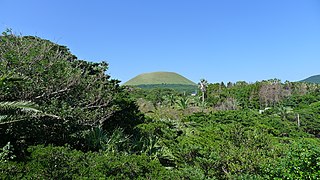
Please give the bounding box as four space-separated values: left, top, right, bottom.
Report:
202 91 205 103
297 113 300 128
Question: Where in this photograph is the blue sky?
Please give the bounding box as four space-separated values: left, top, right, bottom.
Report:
1 0 320 83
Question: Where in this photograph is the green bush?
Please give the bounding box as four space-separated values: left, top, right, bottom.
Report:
261 139 320 179
0 145 179 179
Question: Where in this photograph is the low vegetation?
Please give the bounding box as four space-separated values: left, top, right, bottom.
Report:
1 30 320 179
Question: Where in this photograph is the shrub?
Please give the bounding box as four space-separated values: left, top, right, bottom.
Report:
0 145 179 179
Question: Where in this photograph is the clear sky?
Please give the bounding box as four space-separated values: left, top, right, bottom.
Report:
1 0 320 83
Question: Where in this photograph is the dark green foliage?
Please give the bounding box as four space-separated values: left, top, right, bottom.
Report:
134 84 197 94
2 30 320 179
83 127 130 152
0 142 15 163
282 92 320 109
0 145 178 179
134 108 320 179
0 31 144 155
206 80 320 110
296 102 320 137
128 87 181 108
207 81 261 109
260 139 320 179
102 92 145 134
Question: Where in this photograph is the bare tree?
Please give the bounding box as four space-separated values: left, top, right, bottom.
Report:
259 79 283 107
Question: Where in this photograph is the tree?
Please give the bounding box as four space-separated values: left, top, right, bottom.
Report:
176 96 189 110
164 94 176 107
198 79 208 103
277 106 294 120
259 79 283 107
0 30 144 153
227 82 233 88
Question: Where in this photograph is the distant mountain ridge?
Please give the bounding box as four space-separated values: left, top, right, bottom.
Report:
123 71 197 93
301 75 320 84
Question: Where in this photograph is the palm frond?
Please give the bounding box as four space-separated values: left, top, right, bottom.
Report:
0 75 24 87
0 101 40 113
0 115 8 121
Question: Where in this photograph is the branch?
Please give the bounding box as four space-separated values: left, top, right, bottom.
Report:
35 88 70 100
83 103 110 110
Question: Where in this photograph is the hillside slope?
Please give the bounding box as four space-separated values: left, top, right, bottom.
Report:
301 75 320 84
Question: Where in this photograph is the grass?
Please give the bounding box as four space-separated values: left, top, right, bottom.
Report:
123 72 197 86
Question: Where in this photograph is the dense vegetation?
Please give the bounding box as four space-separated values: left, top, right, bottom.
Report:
1 30 320 179
133 84 197 94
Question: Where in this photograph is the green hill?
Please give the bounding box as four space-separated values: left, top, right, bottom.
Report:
124 72 196 86
123 72 197 92
301 75 320 84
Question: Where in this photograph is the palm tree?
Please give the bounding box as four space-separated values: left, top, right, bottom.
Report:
277 106 293 120
276 106 301 127
164 94 176 107
176 96 189 110
85 127 129 152
198 79 208 103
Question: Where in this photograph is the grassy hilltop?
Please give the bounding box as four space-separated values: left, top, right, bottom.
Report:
124 72 196 86
123 71 197 93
